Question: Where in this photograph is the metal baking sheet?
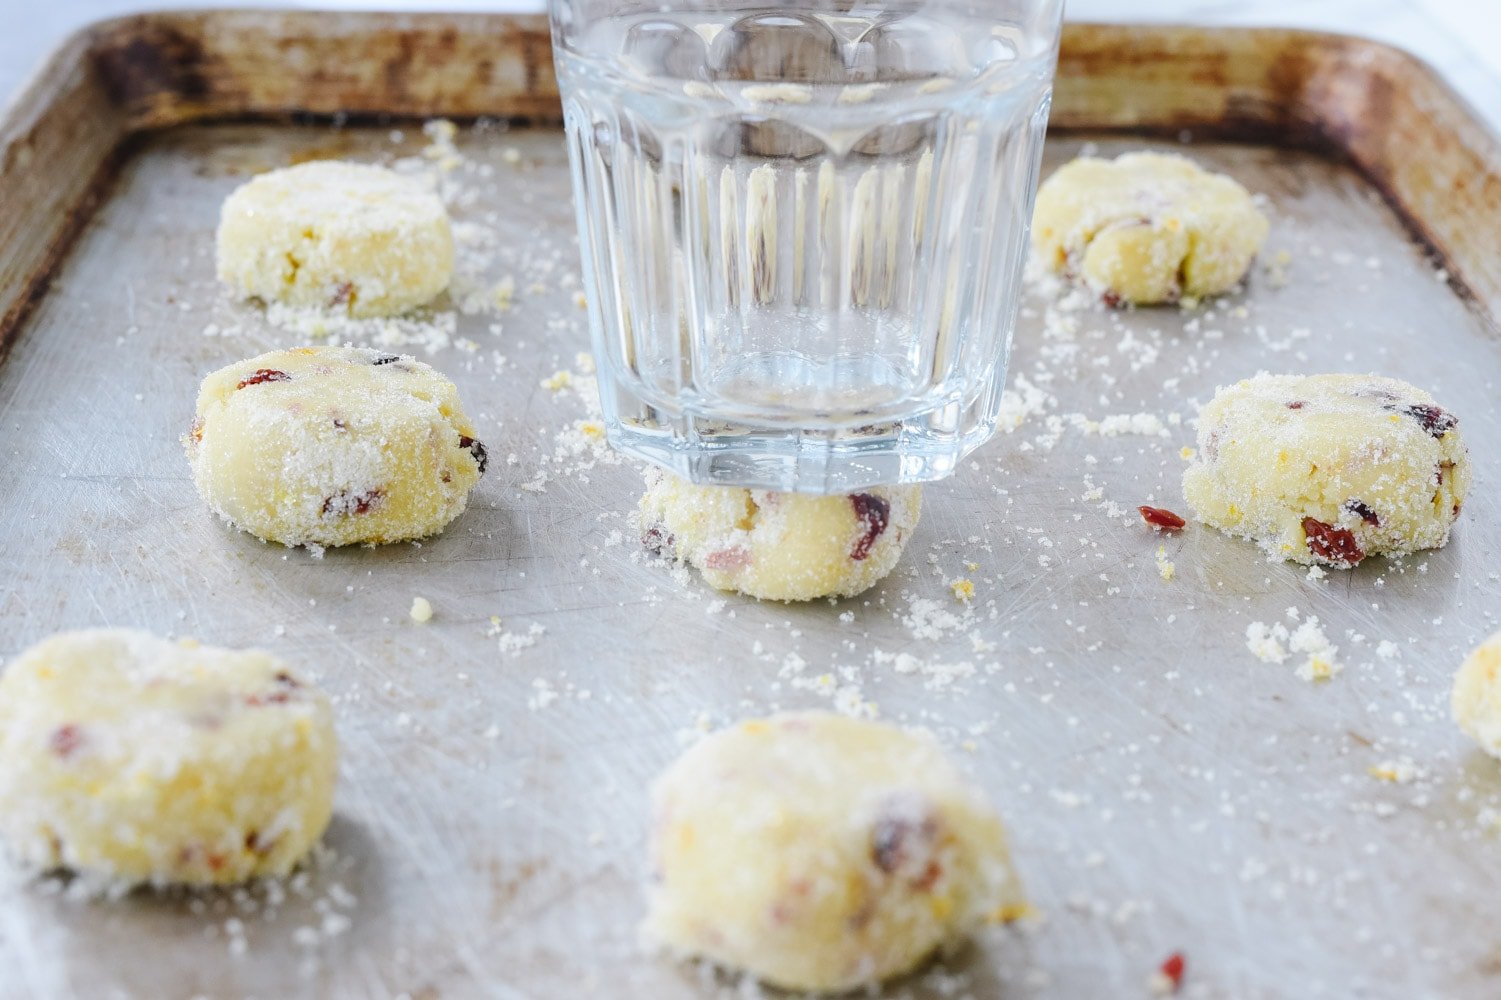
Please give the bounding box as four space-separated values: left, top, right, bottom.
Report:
3 117 1501 1000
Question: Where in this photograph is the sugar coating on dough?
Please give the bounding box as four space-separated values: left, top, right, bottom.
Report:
1453 633 1501 759
217 161 454 317
645 711 1019 992
186 346 487 549
1183 373 1469 567
0 629 336 887
637 469 921 601
1032 151 1269 305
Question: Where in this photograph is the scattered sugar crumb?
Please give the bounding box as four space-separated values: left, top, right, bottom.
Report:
1289 616 1342 681
1246 621 1289 663
488 617 545 656
528 678 558 711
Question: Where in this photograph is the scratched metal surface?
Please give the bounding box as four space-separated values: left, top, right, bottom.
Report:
1 120 1501 1000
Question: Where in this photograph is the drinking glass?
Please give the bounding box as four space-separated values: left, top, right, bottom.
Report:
551 0 1064 492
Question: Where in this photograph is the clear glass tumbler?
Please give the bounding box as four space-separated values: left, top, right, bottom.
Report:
551 0 1064 492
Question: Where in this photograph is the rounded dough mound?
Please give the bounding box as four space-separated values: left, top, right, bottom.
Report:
1183 373 1469 567
216 161 454 317
0 629 336 887
186 346 487 548
637 470 921 601
1032 151 1269 305
1453 633 1501 758
646 711 1020 992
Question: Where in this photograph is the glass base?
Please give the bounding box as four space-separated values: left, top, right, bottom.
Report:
601 376 1000 494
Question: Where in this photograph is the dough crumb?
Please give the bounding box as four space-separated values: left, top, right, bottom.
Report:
1154 545 1176 581
1369 759 1419 784
409 596 434 623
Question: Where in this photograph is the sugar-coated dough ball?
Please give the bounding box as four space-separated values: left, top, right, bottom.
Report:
217 161 454 317
637 470 921 601
1453 633 1501 758
186 346 487 549
1032 151 1269 304
1183 373 1469 567
0 630 336 887
646 711 1020 992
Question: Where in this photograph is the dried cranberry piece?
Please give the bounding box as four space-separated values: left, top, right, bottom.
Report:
372 353 401 366
1388 402 1457 438
322 488 384 517
1302 517 1365 566
236 369 291 389
1342 499 1380 526
245 829 279 855
849 493 890 561
328 281 356 308
458 434 488 473
703 546 752 571
642 525 676 559
870 810 942 889
1201 428 1222 464
1138 505 1186 531
1101 289 1124 309
49 724 83 759
912 860 943 892
871 816 914 874
1286 401 1306 410
1158 952 1186 992
248 670 301 706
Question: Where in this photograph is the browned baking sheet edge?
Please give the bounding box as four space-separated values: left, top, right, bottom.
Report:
1 12 1498 359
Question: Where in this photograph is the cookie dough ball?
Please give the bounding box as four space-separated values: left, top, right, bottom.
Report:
217 161 454 317
646 711 1020 992
1183 373 1469 567
1032 151 1269 304
0 629 336 887
637 470 921 601
186 346 487 549
1453 633 1501 758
